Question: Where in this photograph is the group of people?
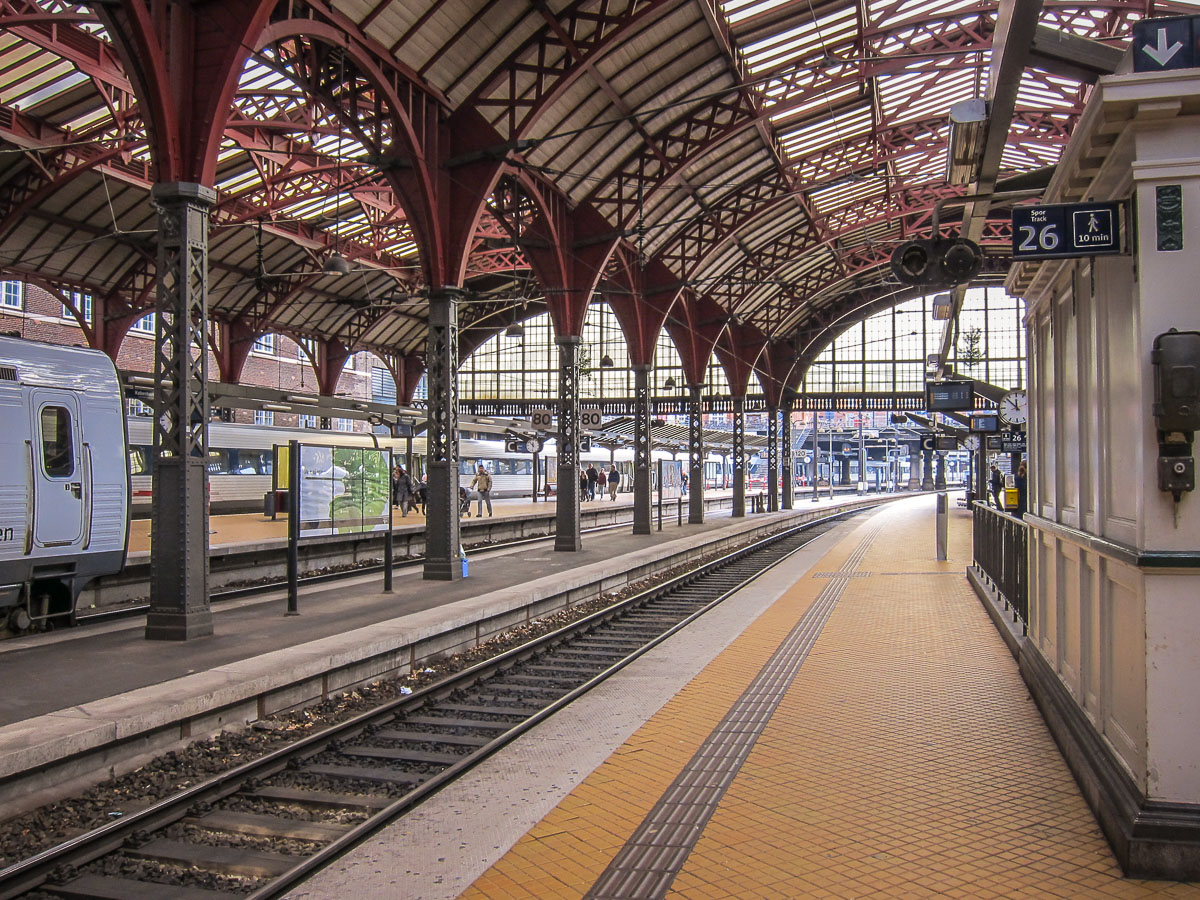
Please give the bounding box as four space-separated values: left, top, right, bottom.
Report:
390 464 425 517
987 459 1027 518
579 463 621 501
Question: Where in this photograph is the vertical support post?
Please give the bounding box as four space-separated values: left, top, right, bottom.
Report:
286 439 299 615
383 455 394 593
632 364 652 534
935 451 947 489
145 182 216 641
688 384 704 524
781 395 794 510
732 395 746 517
556 336 582 551
922 449 935 490
423 289 463 580
767 407 779 512
908 446 922 490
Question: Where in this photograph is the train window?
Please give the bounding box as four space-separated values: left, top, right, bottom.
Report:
206 449 232 475
40 406 74 477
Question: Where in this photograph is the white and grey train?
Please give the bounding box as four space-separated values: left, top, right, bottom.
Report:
0 337 129 631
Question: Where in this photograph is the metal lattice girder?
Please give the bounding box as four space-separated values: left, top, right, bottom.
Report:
424 289 463 581
688 383 705 525
781 394 794 510
632 364 653 535
767 406 779 513
732 396 746 518
555 336 582 552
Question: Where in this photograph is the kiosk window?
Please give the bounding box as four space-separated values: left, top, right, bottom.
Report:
40 406 74 477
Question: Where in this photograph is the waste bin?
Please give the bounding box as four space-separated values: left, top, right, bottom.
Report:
1004 487 1018 508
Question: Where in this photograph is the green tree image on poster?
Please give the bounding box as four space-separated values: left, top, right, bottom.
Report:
298 445 390 537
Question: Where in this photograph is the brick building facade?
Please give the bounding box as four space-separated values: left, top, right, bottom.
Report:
0 280 383 430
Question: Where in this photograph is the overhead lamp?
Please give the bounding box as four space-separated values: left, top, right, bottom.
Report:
505 322 525 338
261 403 290 412
663 376 676 390
600 354 614 368
946 97 987 186
323 252 351 275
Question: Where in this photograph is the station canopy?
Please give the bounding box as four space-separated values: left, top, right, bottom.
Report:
0 0 1188 391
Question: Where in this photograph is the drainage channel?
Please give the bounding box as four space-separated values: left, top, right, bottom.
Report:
0 509 859 900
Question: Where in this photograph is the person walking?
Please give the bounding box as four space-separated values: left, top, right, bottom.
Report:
470 464 493 517
607 465 620 500
394 465 414 518
586 463 599 501
989 465 1004 510
579 468 589 501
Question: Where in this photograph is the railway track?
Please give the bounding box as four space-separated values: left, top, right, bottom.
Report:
0 510 854 900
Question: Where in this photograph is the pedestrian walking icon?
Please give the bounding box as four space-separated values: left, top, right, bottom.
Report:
1072 208 1114 249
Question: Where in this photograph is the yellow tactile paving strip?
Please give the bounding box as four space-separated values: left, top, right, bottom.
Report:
462 499 1200 899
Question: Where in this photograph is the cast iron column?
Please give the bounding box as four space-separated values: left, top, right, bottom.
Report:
632 364 652 535
732 396 746 517
767 407 779 512
556 336 582 550
922 449 935 490
146 183 216 641
781 395 794 510
688 384 704 524
907 447 921 489
423 288 463 580
935 451 947 489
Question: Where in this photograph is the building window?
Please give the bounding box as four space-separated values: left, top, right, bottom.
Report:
131 313 155 333
62 291 92 325
335 417 354 432
254 410 274 426
0 281 22 310
371 367 398 404
252 333 275 355
127 397 153 417
299 414 318 428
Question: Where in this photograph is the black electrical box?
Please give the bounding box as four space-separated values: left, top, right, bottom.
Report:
1152 329 1200 433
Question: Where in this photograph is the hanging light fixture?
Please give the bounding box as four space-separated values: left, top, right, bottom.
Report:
600 354 614 368
505 322 525 339
663 376 676 390
323 252 351 275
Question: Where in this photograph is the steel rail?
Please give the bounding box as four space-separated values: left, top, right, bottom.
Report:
0 506 866 900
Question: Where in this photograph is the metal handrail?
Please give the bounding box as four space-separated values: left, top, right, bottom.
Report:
972 502 1029 631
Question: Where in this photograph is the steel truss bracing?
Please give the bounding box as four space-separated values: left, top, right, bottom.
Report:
146 183 216 640
424 290 462 581
688 384 704 525
732 396 746 518
633 364 652 535
781 394 794 510
556 336 582 552
767 407 779 513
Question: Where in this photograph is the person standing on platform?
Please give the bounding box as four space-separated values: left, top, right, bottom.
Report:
470 464 493 517
989 465 1004 510
580 468 589 501
586 463 599 501
394 465 414 518
607 465 620 500
1015 459 1027 519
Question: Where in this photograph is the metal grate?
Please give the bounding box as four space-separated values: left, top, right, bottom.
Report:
0 366 17 381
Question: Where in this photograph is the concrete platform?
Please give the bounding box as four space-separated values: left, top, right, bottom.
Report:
289 495 1200 900
0 493 896 819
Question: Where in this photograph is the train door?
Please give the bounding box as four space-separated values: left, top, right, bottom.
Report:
31 390 84 547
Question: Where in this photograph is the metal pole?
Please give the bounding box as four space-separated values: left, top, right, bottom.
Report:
423 288 463 580
555 335 582 551
287 439 300 615
384 448 394 593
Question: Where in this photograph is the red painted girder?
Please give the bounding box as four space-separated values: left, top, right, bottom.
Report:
604 251 684 367
96 0 277 185
713 321 769 398
464 0 676 139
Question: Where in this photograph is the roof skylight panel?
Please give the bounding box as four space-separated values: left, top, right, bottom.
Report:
809 177 886 216
767 81 859 128
778 102 872 159
721 0 791 27
740 4 858 75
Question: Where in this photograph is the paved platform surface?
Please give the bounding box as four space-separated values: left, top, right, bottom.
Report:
291 495 1200 900
0 494 868 728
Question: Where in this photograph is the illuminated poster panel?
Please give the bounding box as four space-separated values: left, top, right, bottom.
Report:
298 444 390 537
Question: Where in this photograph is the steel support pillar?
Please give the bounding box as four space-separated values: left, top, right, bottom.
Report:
423 289 463 580
632 364 652 535
922 450 935 490
146 183 216 641
935 451 947 489
908 449 921 489
767 407 779 512
732 396 746 517
781 396 794 510
556 336 582 550
688 384 704 524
